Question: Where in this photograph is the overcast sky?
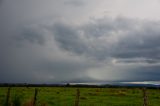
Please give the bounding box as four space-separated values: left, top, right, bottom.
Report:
1 0 160 83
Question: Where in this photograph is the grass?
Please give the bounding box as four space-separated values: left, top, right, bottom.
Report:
0 87 160 106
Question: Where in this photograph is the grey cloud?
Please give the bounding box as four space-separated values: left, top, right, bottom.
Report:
0 0 3 5
52 23 87 54
64 0 85 6
1 16 160 82
113 22 160 60
15 26 46 45
36 58 94 82
124 66 160 81
51 17 160 63
50 21 113 60
0 23 96 83
1 0 160 83
116 58 160 64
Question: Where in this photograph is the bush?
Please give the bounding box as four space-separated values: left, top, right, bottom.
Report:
12 94 22 106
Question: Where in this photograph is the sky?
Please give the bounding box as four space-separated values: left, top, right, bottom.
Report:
1 0 160 83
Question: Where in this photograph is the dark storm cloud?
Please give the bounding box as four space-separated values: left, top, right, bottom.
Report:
0 22 96 83
47 17 160 82
1 0 160 83
36 58 95 82
123 65 160 81
1 16 160 83
52 23 87 54
15 26 46 45
0 0 3 5
51 17 160 63
112 22 160 60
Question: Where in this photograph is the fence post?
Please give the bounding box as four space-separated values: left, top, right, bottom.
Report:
33 88 38 106
142 88 148 106
5 87 11 106
75 89 80 106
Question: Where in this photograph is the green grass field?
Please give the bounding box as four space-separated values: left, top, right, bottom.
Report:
0 87 160 106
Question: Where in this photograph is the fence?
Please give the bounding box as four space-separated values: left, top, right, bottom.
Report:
1 87 158 106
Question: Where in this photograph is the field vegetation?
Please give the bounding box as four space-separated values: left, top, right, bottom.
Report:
0 87 160 106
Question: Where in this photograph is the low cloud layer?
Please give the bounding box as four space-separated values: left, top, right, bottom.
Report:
1 0 160 83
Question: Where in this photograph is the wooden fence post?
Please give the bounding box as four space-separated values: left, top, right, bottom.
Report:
75 89 80 106
5 87 11 106
142 88 148 106
33 88 38 106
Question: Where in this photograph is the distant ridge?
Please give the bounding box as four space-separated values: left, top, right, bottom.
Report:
0 82 160 88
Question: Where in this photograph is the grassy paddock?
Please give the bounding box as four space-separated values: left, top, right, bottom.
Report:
0 87 160 106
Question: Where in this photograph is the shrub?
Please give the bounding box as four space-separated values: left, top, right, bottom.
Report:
12 94 22 106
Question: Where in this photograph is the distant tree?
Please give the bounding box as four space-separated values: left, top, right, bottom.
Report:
66 83 70 87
